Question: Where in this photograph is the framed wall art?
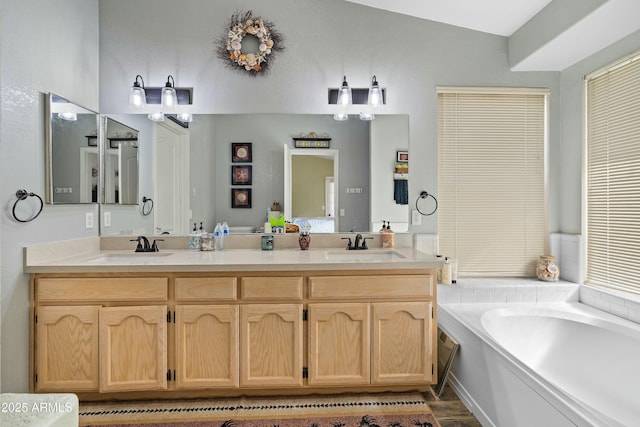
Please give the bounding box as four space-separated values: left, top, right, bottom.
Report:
396 150 409 162
232 142 252 163
231 165 252 185
231 188 252 208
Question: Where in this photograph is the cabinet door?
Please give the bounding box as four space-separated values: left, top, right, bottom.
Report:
308 303 370 386
372 302 434 384
175 305 239 389
35 306 100 391
99 305 168 392
239 304 303 387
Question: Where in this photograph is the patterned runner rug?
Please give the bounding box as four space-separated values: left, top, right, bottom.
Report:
80 392 440 427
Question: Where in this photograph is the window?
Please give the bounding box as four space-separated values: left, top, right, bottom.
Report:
437 87 549 276
585 54 640 295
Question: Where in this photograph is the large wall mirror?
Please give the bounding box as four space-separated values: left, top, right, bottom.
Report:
98 114 409 235
45 93 99 204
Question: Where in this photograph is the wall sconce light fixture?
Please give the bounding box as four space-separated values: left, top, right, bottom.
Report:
57 112 78 121
147 112 165 122
128 74 193 108
329 75 385 121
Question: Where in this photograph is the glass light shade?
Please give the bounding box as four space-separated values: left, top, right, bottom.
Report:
176 112 193 123
333 113 349 121
359 112 374 121
128 86 146 108
148 112 165 122
337 76 352 107
161 86 177 108
368 76 383 108
57 112 77 121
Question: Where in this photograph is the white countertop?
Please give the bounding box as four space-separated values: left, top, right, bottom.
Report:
24 237 440 273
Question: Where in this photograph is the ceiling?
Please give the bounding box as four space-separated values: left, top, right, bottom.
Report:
345 0 640 70
345 0 553 36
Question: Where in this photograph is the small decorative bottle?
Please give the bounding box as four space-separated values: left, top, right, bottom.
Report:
298 232 311 250
537 255 559 282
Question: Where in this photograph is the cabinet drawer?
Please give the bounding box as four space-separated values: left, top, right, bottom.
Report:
240 276 303 301
175 277 237 301
309 275 433 299
37 278 168 302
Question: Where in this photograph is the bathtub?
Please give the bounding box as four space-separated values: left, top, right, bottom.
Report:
439 302 640 427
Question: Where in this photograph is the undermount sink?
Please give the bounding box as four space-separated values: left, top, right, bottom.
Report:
85 252 174 263
324 250 405 261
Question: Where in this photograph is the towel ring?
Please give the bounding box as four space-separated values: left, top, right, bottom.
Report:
12 189 44 223
141 196 154 216
415 191 438 216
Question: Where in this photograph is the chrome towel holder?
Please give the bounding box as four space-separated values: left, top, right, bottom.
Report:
12 189 44 223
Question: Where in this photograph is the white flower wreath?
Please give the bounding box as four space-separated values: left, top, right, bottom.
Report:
218 11 284 75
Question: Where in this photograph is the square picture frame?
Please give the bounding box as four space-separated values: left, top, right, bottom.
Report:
231 165 252 185
396 150 409 162
232 142 252 163
231 188 252 208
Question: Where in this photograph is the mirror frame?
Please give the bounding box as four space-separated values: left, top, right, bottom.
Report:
45 92 100 204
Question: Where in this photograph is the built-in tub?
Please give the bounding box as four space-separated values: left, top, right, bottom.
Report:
439 302 640 427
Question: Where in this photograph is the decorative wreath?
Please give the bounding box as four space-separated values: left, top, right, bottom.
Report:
217 10 285 76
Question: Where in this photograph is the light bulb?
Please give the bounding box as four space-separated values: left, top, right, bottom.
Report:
57 112 77 121
161 75 177 108
359 112 374 121
368 75 383 108
148 112 165 122
333 113 349 121
128 75 146 108
336 76 352 107
176 112 193 123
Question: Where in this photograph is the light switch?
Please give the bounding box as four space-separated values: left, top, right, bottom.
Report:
412 209 422 225
340 209 345 216
86 212 94 229
104 211 111 227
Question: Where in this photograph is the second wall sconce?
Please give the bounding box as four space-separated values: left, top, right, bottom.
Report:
128 74 193 113
329 75 386 121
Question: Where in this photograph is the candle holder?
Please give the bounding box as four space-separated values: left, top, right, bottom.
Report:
298 232 311 250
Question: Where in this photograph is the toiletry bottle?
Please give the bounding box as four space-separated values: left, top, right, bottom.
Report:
222 221 230 240
214 222 223 251
442 257 452 285
189 223 201 250
382 221 394 248
199 222 204 234
435 255 444 283
379 220 387 233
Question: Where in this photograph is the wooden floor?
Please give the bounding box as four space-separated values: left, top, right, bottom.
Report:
426 382 483 427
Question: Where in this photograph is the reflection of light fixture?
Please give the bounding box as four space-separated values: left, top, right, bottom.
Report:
148 112 165 122
337 76 352 107
57 112 78 121
176 112 193 123
359 112 374 121
333 113 349 121
368 75 383 108
161 75 177 108
128 75 146 108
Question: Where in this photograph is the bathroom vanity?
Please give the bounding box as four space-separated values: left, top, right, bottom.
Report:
25 237 439 400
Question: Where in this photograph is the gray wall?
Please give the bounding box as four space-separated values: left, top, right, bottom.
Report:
1 0 100 392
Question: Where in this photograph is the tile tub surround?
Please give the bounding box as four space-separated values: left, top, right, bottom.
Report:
580 284 640 324
438 278 580 305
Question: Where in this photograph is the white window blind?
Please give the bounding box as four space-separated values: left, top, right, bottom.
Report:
437 88 548 276
586 55 640 295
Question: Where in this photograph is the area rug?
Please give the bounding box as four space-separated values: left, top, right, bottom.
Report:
80 392 440 426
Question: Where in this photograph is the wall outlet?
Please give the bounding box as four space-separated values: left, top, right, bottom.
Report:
339 208 345 217
412 209 422 225
85 212 94 229
104 211 111 227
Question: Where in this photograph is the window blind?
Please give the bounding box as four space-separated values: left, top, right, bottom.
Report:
437 88 548 276
586 55 640 295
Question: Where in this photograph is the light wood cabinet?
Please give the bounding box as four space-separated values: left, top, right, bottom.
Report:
99 305 168 392
31 269 436 398
239 304 304 387
372 302 434 384
307 303 370 386
175 305 238 389
35 306 100 391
